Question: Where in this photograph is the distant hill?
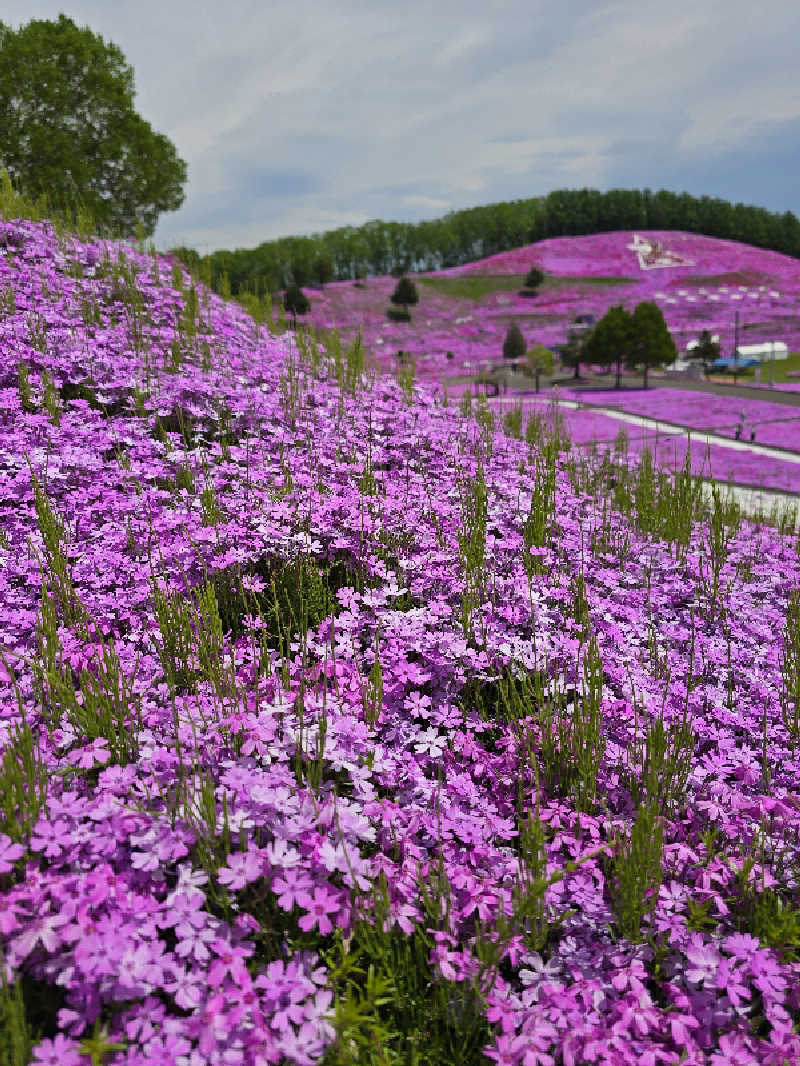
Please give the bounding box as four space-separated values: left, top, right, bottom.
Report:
168 187 800 299
291 229 800 383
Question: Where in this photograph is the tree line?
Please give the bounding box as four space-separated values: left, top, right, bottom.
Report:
170 187 800 300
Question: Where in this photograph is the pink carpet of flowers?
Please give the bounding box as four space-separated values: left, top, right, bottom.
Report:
305 230 800 384
0 218 799 1065
566 388 800 463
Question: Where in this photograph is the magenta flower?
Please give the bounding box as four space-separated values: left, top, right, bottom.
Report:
29 817 73 860
164 965 204 1010
683 933 722 986
272 867 315 912
0 833 24 873
217 847 266 890
31 1034 84 1066
207 938 253 988
297 886 341 935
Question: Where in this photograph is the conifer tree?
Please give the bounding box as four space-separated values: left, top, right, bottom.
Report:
390 276 419 313
523 265 545 291
687 329 720 376
283 283 310 328
503 322 527 361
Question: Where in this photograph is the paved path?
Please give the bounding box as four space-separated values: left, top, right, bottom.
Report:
485 392 800 520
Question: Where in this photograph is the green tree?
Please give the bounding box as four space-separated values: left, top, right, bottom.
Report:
312 253 334 287
523 265 545 292
525 343 554 393
283 283 310 328
0 14 187 239
502 322 526 361
560 328 588 380
390 276 419 314
628 301 678 388
582 305 634 389
686 329 720 376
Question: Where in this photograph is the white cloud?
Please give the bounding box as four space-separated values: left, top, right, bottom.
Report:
4 0 800 251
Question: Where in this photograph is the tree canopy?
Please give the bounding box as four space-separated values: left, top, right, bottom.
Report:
628 301 677 387
582 305 635 389
502 323 526 361
0 14 187 239
561 327 589 380
687 329 721 374
582 302 677 388
390 277 419 311
525 343 554 392
523 266 545 291
283 283 310 326
167 186 800 300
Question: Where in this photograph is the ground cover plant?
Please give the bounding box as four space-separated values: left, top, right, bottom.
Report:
478 395 800 496
572 389 800 453
296 231 800 393
1 214 800 1066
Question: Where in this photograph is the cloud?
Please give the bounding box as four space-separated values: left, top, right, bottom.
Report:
4 0 800 252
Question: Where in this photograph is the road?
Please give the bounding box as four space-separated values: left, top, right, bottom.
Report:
483 388 800 523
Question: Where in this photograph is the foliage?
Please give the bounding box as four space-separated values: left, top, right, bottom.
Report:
0 14 187 239
524 343 554 392
389 276 419 311
283 283 310 324
523 265 545 291
502 322 526 361
582 304 634 388
628 301 678 388
313 253 335 287
167 187 800 298
686 329 721 374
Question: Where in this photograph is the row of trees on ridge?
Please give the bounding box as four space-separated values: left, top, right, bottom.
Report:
169 190 800 301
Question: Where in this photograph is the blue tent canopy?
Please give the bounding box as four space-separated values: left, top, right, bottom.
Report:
710 356 760 370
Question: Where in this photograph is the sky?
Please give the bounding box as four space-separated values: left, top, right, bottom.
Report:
4 1 800 258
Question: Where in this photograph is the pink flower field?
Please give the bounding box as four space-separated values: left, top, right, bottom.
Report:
1 217 800 1066
573 388 800 456
302 230 800 385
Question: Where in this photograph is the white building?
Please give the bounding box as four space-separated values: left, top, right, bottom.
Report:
732 341 788 363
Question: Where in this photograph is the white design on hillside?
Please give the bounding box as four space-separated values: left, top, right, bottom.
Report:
627 233 694 270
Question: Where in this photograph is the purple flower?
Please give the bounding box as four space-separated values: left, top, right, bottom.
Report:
164 965 204 1010
750 949 787 1000
405 690 433 719
31 1034 84 1066
29 817 73 860
683 933 721 986
207 939 253 989
413 726 446 758
74 931 126 979
217 847 266 890
0 833 24 873
722 933 761 959
709 1031 760 1065
272 868 314 912
297 886 341 935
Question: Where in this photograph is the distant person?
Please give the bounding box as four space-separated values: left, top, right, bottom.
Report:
750 428 756 442
735 423 742 440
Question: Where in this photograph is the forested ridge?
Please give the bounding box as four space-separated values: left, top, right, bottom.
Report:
169 187 800 299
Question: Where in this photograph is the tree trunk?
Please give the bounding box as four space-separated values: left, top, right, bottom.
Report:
535 368 541 394
643 365 649 389
615 359 622 389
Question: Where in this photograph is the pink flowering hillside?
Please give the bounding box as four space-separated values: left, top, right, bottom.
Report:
293 229 800 386
1 215 800 1066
